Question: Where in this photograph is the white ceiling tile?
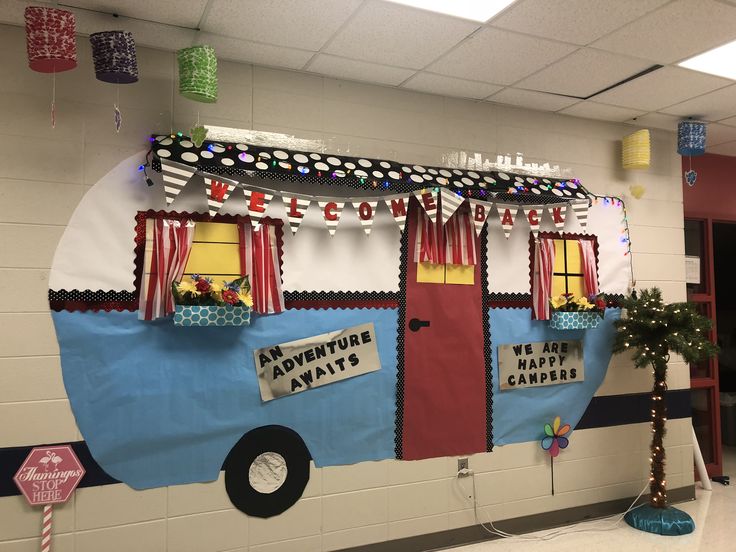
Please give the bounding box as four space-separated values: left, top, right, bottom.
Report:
488 88 579 112
491 0 669 46
559 101 645 122
73 10 197 51
626 112 681 132
661 84 736 121
402 73 502 99
705 123 736 146
308 55 416 86
324 0 480 69
202 0 362 51
593 0 736 64
66 0 207 28
196 33 314 70
707 140 736 155
593 67 731 112
515 48 653 98
427 27 577 85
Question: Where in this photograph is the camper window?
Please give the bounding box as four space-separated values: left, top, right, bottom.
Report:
183 222 242 283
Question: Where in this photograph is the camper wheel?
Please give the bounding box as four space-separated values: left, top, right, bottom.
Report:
223 425 311 518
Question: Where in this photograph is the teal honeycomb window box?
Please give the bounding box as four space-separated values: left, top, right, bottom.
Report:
549 311 601 330
174 304 251 326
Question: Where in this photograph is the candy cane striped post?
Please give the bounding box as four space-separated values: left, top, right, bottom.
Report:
41 503 53 552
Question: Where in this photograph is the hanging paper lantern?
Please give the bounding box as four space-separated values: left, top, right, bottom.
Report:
677 121 706 156
622 129 650 170
89 31 138 84
24 6 77 73
177 45 217 103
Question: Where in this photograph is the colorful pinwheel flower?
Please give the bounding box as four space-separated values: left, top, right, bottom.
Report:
541 416 570 458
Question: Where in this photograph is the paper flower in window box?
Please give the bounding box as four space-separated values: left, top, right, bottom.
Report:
172 275 251 326
549 293 605 330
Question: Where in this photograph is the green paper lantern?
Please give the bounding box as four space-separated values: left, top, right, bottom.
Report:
177 45 217 103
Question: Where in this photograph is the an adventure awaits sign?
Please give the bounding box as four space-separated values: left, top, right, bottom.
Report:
254 323 381 401
498 340 584 390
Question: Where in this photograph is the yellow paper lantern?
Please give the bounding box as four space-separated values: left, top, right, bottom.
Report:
622 129 650 169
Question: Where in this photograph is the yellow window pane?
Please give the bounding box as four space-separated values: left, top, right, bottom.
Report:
551 275 585 299
185 243 241 276
552 240 566 273
565 240 583 274
551 275 567 298
445 264 475 285
417 262 445 284
567 276 585 299
193 222 239 243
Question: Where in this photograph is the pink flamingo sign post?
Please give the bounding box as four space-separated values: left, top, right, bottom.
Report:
13 446 85 552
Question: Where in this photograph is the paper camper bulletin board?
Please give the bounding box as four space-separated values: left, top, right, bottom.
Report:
45 134 629 516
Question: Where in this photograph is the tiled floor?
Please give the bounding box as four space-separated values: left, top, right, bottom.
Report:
448 447 736 551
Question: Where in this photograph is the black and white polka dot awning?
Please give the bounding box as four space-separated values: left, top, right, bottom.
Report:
150 134 591 201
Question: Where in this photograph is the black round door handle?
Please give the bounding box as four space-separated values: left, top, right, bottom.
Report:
409 318 430 332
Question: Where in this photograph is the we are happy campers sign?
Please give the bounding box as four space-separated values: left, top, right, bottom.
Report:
254 323 381 401
498 340 584 390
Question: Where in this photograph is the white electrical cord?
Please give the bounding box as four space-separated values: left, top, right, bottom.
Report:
455 469 650 542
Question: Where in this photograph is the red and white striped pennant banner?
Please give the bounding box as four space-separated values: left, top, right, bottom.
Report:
244 188 273 231
352 200 378 236
384 194 409 232
570 199 589 232
281 194 310 235
548 203 567 231
203 176 237 217
467 198 490 236
317 200 345 236
414 189 439 223
159 159 196 207
439 188 464 226
524 206 542 239
496 204 518 239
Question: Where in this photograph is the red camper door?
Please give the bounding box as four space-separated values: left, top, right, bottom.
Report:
401 201 488 460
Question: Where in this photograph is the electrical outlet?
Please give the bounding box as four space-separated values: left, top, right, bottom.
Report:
457 458 468 472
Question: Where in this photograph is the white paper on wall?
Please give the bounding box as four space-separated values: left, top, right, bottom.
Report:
486 198 629 295
278 198 401 293
50 152 160 292
586 200 630 295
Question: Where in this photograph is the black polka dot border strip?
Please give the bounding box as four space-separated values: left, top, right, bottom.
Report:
150 135 591 200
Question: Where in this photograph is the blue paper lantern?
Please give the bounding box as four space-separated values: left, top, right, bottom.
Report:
677 121 706 156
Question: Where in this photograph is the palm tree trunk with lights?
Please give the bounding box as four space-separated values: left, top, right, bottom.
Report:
613 288 716 534
649 355 668 508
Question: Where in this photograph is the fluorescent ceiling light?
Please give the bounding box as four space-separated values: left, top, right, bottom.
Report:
385 0 517 22
679 39 736 80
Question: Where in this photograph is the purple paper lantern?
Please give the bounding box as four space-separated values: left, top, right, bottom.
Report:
89 31 138 84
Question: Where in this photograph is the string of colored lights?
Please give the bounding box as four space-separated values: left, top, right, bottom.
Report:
588 192 636 291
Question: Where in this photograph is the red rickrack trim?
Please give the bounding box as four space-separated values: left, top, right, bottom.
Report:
285 300 399 310
486 299 532 309
49 300 137 313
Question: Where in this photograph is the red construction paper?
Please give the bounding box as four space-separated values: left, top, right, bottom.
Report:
402 203 487 460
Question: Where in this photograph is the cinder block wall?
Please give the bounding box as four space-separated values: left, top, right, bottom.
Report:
0 24 691 552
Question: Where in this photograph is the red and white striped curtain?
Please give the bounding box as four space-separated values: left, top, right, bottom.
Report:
239 221 285 314
532 237 556 320
414 209 477 266
578 238 599 296
139 218 196 321
444 209 477 266
414 208 445 264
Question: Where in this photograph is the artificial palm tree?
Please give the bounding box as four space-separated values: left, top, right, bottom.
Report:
612 288 717 535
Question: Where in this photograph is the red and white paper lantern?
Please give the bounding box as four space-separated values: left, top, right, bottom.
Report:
25 6 77 73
